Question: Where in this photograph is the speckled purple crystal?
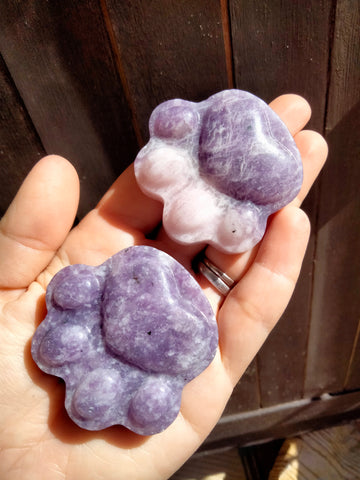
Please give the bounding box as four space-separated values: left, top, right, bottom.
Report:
135 89 303 253
31 246 218 435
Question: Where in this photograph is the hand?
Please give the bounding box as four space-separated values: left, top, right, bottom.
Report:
0 94 327 480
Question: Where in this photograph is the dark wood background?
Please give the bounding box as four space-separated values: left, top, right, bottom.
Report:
1 0 359 447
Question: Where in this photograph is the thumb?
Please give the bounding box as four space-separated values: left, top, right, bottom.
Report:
0 155 79 288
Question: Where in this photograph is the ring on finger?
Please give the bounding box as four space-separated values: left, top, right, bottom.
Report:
197 255 235 296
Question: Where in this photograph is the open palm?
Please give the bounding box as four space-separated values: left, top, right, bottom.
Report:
0 95 327 480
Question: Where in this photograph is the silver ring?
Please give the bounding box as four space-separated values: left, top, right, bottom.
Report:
197 256 235 295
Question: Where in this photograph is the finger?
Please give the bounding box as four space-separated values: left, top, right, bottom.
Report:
269 94 312 135
218 206 311 385
96 164 163 234
292 129 328 206
0 156 79 288
57 164 164 267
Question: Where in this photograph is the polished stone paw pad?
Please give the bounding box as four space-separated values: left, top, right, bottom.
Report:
135 89 303 253
31 246 218 435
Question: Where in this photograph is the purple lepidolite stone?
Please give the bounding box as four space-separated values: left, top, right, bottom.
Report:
135 89 303 253
31 246 218 435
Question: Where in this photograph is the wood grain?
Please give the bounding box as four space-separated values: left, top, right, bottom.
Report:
206 390 360 448
269 421 360 480
345 320 360 390
0 53 45 216
223 360 260 415
256 190 320 406
0 0 359 446
229 0 332 130
171 447 246 480
229 0 332 406
304 0 360 397
104 0 230 143
0 0 138 218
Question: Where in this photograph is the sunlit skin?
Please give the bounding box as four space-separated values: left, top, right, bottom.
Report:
0 94 327 480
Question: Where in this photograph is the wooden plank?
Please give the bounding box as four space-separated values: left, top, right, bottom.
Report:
229 0 332 406
269 421 360 480
105 0 261 417
304 0 360 397
229 0 332 130
305 104 360 395
206 390 360 447
104 0 230 143
170 447 247 480
0 0 138 218
345 319 360 391
0 53 45 216
256 190 319 406
322 0 360 130
223 360 260 415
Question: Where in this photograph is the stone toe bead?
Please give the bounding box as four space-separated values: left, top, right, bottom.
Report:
129 377 181 434
39 324 90 366
150 101 199 140
72 368 122 421
163 187 217 241
135 147 191 194
51 265 103 309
